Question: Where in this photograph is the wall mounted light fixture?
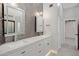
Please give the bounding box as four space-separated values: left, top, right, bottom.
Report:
10 3 17 7
35 11 43 16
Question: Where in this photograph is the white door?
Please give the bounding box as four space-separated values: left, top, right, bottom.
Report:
65 20 78 49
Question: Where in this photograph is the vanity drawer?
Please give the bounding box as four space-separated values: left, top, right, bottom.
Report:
34 40 47 56
35 48 46 56
10 48 29 56
44 37 52 52
34 39 44 49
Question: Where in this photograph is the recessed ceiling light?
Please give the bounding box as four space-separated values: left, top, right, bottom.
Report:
57 3 61 6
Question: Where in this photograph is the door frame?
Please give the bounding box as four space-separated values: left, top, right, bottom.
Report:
0 3 5 44
65 19 78 50
2 3 5 43
78 21 79 49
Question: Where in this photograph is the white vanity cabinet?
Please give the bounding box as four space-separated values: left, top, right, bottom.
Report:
0 36 53 56
2 44 36 56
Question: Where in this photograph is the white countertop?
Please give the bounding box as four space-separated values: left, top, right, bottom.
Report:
0 35 50 55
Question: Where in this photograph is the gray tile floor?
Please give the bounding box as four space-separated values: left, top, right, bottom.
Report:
56 39 79 56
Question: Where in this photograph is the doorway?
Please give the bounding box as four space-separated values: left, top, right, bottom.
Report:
65 20 78 50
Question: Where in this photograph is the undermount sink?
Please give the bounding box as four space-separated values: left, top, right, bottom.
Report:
23 40 29 43
22 39 31 43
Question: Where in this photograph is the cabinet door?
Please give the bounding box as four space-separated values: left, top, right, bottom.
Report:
33 40 46 56
23 44 36 56
35 48 46 56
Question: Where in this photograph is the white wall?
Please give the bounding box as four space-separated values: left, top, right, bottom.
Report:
58 4 65 48
64 6 79 20
43 3 58 50
43 3 64 50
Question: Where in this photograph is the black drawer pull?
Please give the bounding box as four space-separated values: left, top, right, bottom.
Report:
38 50 42 53
21 51 26 54
47 43 50 45
38 44 41 46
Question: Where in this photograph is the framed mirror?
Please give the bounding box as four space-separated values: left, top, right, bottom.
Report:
4 20 15 34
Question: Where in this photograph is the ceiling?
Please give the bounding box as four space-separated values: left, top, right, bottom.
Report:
62 3 79 9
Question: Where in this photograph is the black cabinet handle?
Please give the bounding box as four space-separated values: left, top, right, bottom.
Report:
21 51 26 54
47 43 50 45
38 50 42 53
40 25 42 26
75 34 79 35
38 43 41 46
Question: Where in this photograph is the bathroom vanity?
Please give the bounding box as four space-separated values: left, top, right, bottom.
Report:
0 35 54 56
0 3 54 56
